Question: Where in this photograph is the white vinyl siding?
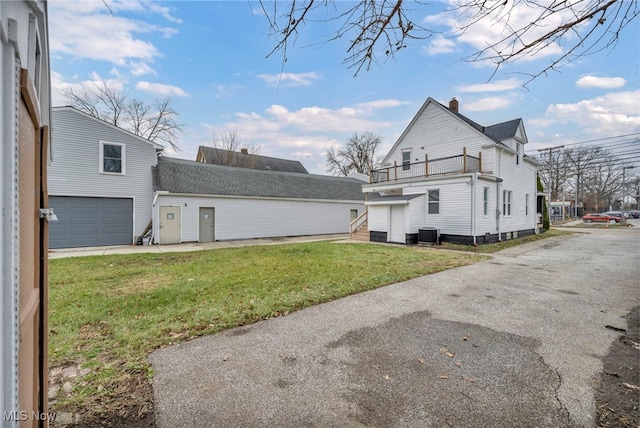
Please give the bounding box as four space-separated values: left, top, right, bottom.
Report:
48 108 160 240
368 205 389 232
153 194 364 243
383 102 488 168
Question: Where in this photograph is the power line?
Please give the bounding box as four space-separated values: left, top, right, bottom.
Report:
526 135 640 153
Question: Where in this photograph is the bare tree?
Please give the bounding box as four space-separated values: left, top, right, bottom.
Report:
326 132 382 176
62 81 182 151
581 156 624 211
260 0 638 81
457 0 639 83
628 175 640 209
208 130 261 168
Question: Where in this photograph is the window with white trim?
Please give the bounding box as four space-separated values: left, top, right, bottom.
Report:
516 143 520 165
100 141 125 174
525 193 530 216
402 151 411 171
483 187 489 216
428 190 439 214
503 190 512 216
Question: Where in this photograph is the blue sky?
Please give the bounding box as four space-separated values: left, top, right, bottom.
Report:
49 1 640 174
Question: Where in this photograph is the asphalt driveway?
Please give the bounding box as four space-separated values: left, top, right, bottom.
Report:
149 228 639 427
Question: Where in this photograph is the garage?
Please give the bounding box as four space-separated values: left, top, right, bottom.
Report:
49 196 133 248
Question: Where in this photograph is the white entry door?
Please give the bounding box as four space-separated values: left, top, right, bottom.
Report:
160 206 181 244
389 205 405 243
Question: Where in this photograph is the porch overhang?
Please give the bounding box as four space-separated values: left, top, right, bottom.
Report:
365 194 423 206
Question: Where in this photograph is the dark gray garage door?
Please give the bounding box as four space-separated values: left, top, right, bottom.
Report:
49 196 133 248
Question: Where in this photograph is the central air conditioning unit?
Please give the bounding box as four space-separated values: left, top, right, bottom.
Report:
418 227 439 245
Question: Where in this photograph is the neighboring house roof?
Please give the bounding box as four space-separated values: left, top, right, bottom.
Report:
51 106 165 150
153 156 364 201
196 146 309 173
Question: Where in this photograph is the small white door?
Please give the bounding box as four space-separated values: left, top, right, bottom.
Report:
389 205 405 243
199 207 215 242
159 206 181 244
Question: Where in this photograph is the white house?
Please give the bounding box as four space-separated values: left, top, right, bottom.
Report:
48 106 163 248
1 0 51 423
152 157 366 244
360 97 539 245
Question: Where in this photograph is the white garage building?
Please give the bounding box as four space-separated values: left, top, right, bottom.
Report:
152 157 366 244
48 107 162 248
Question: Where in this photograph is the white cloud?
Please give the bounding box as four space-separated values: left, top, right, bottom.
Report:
576 75 626 89
464 97 513 112
211 83 243 99
423 35 456 55
49 2 178 74
148 3 183 24
136 81 189 97
456 78 523 93
257 72 320 87
431 1 581 64
129 61 157 77
536 91 640 134
50 71 68 106
201 99 404 169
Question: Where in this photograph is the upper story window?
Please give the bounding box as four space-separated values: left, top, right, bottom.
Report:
100 141 125 174
516 143 521 165
428 189 440 214
402 151 411 171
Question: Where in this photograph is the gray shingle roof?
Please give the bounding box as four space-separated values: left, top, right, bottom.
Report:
197 146 309 173
484 119 522 142
153 157 365 201
432 99 522 144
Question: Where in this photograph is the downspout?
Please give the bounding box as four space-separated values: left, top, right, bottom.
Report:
496 178 503 241
496 147 504 241
471 173 477 245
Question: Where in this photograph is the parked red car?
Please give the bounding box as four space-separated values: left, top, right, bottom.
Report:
582 213 622 223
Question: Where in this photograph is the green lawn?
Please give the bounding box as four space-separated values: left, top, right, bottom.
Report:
48 241 487 422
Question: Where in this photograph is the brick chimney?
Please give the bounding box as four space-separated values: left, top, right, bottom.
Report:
449 97 459 113
240 148 248 155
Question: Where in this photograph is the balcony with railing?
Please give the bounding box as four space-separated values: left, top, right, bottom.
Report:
368 148 482 184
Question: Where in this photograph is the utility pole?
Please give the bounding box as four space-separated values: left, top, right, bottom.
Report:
538 145 564 225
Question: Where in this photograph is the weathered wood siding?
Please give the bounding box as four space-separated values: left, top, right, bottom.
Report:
48 108 159 239
154 194 364 242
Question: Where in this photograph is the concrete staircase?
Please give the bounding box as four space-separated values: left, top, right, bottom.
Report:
350 221 369 241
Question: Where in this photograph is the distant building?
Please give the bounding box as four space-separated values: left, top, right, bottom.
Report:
196 146 309 174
